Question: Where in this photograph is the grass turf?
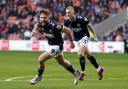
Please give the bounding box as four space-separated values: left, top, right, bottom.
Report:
0 51 128 89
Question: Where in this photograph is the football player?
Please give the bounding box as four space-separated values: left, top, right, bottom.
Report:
29 9 80 85
64 6 104 81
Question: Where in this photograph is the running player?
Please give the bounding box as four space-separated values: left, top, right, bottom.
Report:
64 6 104 81
29 9 80 85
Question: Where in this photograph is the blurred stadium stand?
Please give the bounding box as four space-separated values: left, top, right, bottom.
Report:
0 0 128 53
0 0 128 51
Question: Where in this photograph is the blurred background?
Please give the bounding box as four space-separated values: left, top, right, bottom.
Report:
0 0 128 53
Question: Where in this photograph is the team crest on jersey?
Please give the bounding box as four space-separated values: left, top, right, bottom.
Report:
57 25 62 29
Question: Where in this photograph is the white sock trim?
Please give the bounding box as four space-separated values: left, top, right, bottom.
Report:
97 66 101 72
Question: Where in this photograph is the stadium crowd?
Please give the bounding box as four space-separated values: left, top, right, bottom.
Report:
0 0 128 41
101 21 128 41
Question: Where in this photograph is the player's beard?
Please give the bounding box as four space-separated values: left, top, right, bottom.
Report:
41 20 49 26
68 15 76 22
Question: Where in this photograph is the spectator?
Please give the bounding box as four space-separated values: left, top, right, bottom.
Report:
0 0 127 40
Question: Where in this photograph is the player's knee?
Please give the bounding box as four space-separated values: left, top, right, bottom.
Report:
86 55 92 59
57 59 70 67
78 53 84 58
57 60 64 65
38 56 45 64
64 60 70 65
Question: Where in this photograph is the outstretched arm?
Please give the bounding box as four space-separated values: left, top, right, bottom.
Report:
31 23 40 36
31 23 41 40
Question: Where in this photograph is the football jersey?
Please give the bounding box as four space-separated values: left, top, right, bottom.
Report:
64 14 90 41
38 20 63 46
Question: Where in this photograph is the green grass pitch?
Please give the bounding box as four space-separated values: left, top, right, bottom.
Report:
0 51 128 89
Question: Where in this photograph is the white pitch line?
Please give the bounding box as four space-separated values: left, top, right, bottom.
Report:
3 73 128 82
4 74 70 82
3 76 128 82
4 79 69 81
4 76 33 82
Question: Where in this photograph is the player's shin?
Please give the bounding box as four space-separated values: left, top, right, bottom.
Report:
66 64 80 85
79 56 85 71
79 56 85 80
38 68 44 76
38 60 45 76
66 64 76 74
87 55 99 68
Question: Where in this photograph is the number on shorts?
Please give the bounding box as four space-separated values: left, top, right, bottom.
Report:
50 49 60 54
81 37 88 44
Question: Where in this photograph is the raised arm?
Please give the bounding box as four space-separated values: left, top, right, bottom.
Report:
31 23 41 40
31 23 40 36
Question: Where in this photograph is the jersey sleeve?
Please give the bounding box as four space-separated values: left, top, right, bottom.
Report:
77 15 89 25
82 17 89 25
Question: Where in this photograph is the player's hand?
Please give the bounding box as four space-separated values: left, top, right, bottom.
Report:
70 42 75 49
30 32 38 40
89 37 98 42
31 31 36 37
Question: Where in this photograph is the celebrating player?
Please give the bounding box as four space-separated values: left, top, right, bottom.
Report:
29 9 80 85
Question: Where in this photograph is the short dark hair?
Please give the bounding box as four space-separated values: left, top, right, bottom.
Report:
39 9 51 17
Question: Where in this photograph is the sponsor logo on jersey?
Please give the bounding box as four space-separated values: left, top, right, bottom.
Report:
44 33 54 38
71 28 82 32
77 24 80 27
